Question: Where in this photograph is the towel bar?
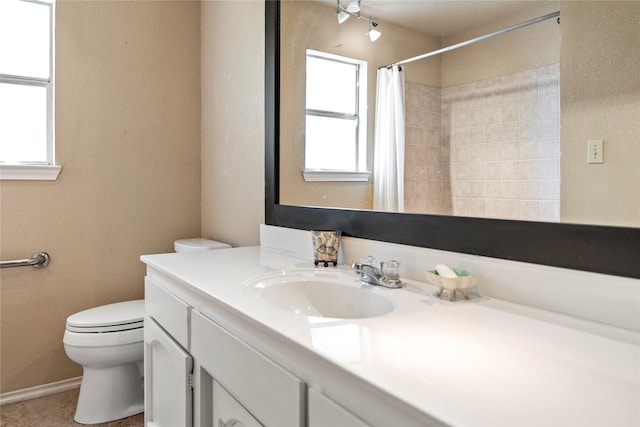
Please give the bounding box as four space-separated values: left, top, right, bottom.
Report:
0 252 50 269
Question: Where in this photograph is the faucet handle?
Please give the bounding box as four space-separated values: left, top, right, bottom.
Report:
360 256 380 269
381 260 403 288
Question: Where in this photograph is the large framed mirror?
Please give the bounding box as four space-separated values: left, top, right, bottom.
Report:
265 0 640 279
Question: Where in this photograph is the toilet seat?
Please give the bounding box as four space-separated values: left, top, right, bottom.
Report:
66 300 145 333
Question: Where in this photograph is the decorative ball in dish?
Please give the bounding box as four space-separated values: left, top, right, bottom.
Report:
425 267 480 300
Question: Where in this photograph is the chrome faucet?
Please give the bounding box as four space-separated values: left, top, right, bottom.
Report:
351 256 403 288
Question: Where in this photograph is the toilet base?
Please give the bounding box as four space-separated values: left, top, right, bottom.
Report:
74 363 144 424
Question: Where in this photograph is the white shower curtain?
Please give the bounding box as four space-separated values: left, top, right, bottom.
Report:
373 65 405 212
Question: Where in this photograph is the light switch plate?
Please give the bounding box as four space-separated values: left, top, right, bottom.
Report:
588 140 604 164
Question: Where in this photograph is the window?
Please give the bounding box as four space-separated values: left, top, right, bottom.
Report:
304 50 369 182
0 0 60 180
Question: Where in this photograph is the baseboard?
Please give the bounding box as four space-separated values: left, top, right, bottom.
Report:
0 377 82 406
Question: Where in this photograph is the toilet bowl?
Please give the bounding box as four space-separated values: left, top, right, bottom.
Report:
63 300 145 424
64 238 229 424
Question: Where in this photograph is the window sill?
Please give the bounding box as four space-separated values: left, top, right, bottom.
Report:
0 164 62 181
303 170 371 182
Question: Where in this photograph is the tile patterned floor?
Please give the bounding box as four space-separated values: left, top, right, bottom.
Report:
0 389 144 427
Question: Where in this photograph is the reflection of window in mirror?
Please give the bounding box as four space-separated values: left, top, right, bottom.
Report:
304 50 369 181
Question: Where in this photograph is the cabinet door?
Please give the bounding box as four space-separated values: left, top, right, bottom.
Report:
213 380 263 427
308 388 370 427
144 316 193 427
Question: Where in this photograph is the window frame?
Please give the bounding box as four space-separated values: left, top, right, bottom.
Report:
303 49 369 182
0 0 60 180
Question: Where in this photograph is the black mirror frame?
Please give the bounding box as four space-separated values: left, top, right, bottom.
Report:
265 0 639 279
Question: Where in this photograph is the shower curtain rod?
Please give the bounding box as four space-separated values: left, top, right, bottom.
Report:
386 11 559 68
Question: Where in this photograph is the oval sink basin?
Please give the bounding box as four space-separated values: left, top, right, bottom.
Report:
244 270 395 319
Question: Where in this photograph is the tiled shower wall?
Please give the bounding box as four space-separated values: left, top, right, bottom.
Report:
405 83 447 214
404 64 561 222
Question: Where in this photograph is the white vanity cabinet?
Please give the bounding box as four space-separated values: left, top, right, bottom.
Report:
144 271 305 427
144 277 193 427
191 310 305 427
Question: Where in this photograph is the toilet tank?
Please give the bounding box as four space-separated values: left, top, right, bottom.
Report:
174 238 231 253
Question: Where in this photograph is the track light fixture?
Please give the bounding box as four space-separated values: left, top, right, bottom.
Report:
367 20 381 41
345 0 360 13
336 0 382 42
337 9 350 24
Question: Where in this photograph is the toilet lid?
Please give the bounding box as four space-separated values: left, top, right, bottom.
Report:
66 300 145 333
174 238 231 252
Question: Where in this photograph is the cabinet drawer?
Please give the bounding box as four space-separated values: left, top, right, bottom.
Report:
145 277 190 349
191 311 304 427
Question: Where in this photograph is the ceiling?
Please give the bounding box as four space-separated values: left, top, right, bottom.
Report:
323 0 548 37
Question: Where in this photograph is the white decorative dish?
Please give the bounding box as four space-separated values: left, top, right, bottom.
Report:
425 268 480 300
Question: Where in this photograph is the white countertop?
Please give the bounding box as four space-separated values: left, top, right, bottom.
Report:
141 246 640 426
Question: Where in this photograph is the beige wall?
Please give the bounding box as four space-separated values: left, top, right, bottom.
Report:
201 0 265 246
0 0 201 393
440 2 560 88
280 1 440 209
560 1 640 227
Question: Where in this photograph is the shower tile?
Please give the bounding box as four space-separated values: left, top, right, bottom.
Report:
426 146 440 163
501 161 519 179
502 122 519 142
519 78 538 101
538 138 560 159
539 179 561 200
539 95 560 118
453 162 471 180
519 160 539 179
453 198 470 216
485 199 502 217
540 200 561 222
502 180 519 199
454 145 470 163
469 108 484 126
501 142 519 160
406 127 428 146
520 180 539 199
485 142 501 161
427 112 441 130
469 125 485 144
426 129 441 147
486 180 502 199
502 200 519 219
453 179 471 197
501 103 519 122
453 127 469 145
470 180 485 198
469 144 485 162
469 198 486 217
454 109 469 127
540 120 559 140
519 99 539 120
470 162 485 180
519 140 538 160
486 162 502 180
519 200 540 220
427 180 443 197
539 73 560 98
485 105 502 124
485 123 502 143
519 119 539 140
539 158 560 179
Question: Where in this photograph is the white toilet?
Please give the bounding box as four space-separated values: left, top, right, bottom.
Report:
63 238 230 424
